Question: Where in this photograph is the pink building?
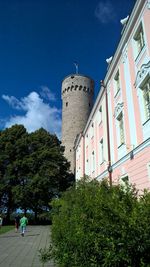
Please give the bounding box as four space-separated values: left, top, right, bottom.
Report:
75 0 150 192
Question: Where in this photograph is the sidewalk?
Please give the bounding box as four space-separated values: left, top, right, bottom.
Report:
0 225 56 267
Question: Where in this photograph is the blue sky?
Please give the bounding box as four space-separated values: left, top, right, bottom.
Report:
0 0 135 138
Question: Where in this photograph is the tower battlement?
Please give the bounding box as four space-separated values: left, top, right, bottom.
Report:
62 74 94 96
62 84 93 95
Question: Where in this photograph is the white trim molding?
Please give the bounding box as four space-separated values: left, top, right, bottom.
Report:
135 60 150 87
114 102 124 118
122 43 128 63
96 138 150 182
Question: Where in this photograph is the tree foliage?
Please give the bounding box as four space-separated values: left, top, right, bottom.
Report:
42 177 150 267
0 125 74 220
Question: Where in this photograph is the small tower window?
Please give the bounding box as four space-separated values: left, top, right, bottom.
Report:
66 102 68 107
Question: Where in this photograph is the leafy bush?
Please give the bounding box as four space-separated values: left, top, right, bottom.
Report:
41 177 150 267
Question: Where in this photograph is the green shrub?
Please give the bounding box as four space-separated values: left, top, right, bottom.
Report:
41 178 150 267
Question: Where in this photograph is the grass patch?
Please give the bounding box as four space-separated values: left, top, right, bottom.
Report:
0 225 14 235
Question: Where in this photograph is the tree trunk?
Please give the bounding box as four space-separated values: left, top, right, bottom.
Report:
24 208 27 216
34 209 38 224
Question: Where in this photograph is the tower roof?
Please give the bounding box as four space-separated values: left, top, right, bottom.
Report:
62 73 94 84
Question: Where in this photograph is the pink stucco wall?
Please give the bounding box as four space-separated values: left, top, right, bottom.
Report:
128 44 143 143
75 1 150 191
143 7 150 56
120 62 131 147
112 146 150 192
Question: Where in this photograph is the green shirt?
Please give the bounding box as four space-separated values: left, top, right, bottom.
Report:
20 216 28 227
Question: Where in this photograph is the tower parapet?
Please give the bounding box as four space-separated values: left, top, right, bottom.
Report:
61 74 94 173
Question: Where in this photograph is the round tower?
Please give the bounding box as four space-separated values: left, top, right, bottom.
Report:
61 74 94 173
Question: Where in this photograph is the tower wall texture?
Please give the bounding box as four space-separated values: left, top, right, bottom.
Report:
61 74 94 173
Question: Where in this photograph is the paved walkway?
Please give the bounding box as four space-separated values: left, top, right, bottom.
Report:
0 225 57 267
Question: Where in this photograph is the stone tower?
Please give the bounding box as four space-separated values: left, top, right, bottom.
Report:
61 74 94 173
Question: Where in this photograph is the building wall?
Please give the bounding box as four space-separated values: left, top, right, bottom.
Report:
75 0 150 192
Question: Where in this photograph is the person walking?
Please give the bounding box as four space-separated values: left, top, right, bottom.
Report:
20 214 28 237
0 215 3 230
15 215 20 232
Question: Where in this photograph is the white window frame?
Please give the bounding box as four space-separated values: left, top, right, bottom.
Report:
135 60 150 141
137 75 150 125
99 105 102 123
91 151 95 173
91 122 94 138
114 70 121 97
141 77 150 122
117 112 125 147
99 138 104 164
120 175 129 188
133 23 145 60
147 162 150 179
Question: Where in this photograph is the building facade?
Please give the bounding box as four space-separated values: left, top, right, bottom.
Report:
75 0 150 192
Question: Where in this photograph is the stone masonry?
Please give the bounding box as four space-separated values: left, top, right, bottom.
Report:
61 74 94 173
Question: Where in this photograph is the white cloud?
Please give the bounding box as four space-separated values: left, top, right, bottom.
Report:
2 95 25 110
40 86 56 101
2 91 61 138
95 1 116 24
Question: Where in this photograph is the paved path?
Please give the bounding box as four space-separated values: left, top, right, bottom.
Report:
0 225 56 267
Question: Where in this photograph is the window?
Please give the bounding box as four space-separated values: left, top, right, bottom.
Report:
147 162 150 179
141 77 150 121
91 151 95 172
79 155 80 169
133 23 145 58
120 175 129 188
99 106 102 112
114 70 120 95
100 138 104 164
117 112 125 145
66 102 68 107
99 106 102 122
91 122 94 137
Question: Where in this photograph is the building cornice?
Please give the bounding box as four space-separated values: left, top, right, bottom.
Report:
74 0 146 152
96 137 150 181
104 0 145 85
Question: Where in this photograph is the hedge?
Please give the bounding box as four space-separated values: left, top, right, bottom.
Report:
40 178 150 267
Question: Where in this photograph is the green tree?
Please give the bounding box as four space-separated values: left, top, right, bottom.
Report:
0 125 74 221
41 178 150 267
0 125 28 219
18 128 73 221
